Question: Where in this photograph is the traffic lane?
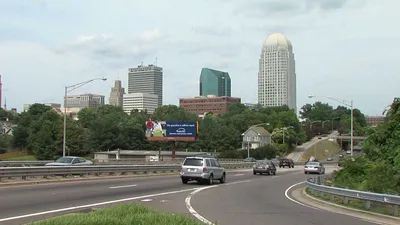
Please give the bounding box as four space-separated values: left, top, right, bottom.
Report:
0 170 253 219
128 169 305 219
190 169 374 225
0 169 251 192
0 168 302 224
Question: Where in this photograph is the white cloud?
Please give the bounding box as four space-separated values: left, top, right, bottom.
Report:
1 0 400 116
51 28 165 65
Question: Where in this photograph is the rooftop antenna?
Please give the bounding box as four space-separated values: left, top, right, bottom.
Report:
155 57 158 66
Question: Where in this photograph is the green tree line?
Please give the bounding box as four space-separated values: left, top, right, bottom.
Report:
5 100 367 160
332 97 400 194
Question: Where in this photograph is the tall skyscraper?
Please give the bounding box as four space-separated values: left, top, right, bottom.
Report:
258 33 296 111
128 64 163 107
109 80 125 107
199 68 231 97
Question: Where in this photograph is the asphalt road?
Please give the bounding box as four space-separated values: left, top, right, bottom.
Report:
0 168 299 225
141 166 376 225
187 169 375 225
0 166 376 225
287 131 339 161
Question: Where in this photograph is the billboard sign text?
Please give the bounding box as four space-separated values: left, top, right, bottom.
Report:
165 122 197 137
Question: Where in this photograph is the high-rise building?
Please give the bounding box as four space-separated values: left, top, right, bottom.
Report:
122 93 158 115
128 64 163 107
199 68 231 97
65 94 105 109
109 80 125 107
258 33 296 111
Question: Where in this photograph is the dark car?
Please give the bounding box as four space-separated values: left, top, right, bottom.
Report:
278 158 294 168
253 160 277 175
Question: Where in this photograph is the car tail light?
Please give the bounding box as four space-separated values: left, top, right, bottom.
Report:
203 167 207 173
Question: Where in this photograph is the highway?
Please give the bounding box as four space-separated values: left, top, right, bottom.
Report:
0 166 377 225
287 131 339 161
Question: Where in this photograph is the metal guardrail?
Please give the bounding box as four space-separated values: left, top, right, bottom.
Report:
0 159 340 167
0 161 54 167
305 176 400 216
0 163 254 180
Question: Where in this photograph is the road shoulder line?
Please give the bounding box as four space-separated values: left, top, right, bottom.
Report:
292 186 400 225
184 180 251 225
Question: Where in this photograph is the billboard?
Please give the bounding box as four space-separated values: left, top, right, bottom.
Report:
145 119 198 141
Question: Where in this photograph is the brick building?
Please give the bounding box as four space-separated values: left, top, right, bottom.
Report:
179 95 241 116
365 116 387 127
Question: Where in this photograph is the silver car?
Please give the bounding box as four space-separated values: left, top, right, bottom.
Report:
180 156 226 185
304 161 325 174
45 156 93 166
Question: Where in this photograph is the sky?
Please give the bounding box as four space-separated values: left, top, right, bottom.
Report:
1 0 399 116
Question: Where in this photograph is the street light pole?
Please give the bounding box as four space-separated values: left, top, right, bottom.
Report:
62 77 107 157
350 100 354 157
63 86 67 157
308 95 354 157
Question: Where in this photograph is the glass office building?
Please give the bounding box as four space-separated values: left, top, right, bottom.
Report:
199 68 231 97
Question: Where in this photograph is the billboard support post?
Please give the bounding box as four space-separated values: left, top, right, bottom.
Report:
172 141 178 160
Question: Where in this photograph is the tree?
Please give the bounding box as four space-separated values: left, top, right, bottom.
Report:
332 97 400 194
152 105 198 121
252 145 278 160
299 102 333 121
28 110 62 160
0 135 12 154
12 104 53 149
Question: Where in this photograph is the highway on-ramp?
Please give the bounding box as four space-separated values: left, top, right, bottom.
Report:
0 166 377 225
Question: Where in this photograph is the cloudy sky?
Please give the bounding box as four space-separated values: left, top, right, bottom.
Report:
1 0 399 116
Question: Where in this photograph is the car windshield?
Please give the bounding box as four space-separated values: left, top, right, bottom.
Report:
183 158 203 166
55 157 73 163
306 162 319 166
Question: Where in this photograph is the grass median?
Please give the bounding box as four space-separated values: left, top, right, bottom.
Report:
305 188 400 217
28 203 206 225
301 139 340 161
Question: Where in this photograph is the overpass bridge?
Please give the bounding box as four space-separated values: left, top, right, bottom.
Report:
332 135 366 140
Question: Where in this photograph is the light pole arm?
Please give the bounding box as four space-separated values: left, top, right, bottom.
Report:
66 78 105 93
320 96 352 107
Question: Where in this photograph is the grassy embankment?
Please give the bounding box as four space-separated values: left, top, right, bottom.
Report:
306 188 400 217
301 139 341 161
28 204 206 225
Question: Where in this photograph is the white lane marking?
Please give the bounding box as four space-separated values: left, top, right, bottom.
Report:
185 186 216 225
109 184 138 189
284 181 321 210
185 180 251 225
233 174 244 176
141 199 153 202
0 187 200 222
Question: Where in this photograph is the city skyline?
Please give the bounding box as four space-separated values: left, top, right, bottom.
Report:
1 0 400 116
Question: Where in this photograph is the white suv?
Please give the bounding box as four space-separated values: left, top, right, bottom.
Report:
180 156 226 185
